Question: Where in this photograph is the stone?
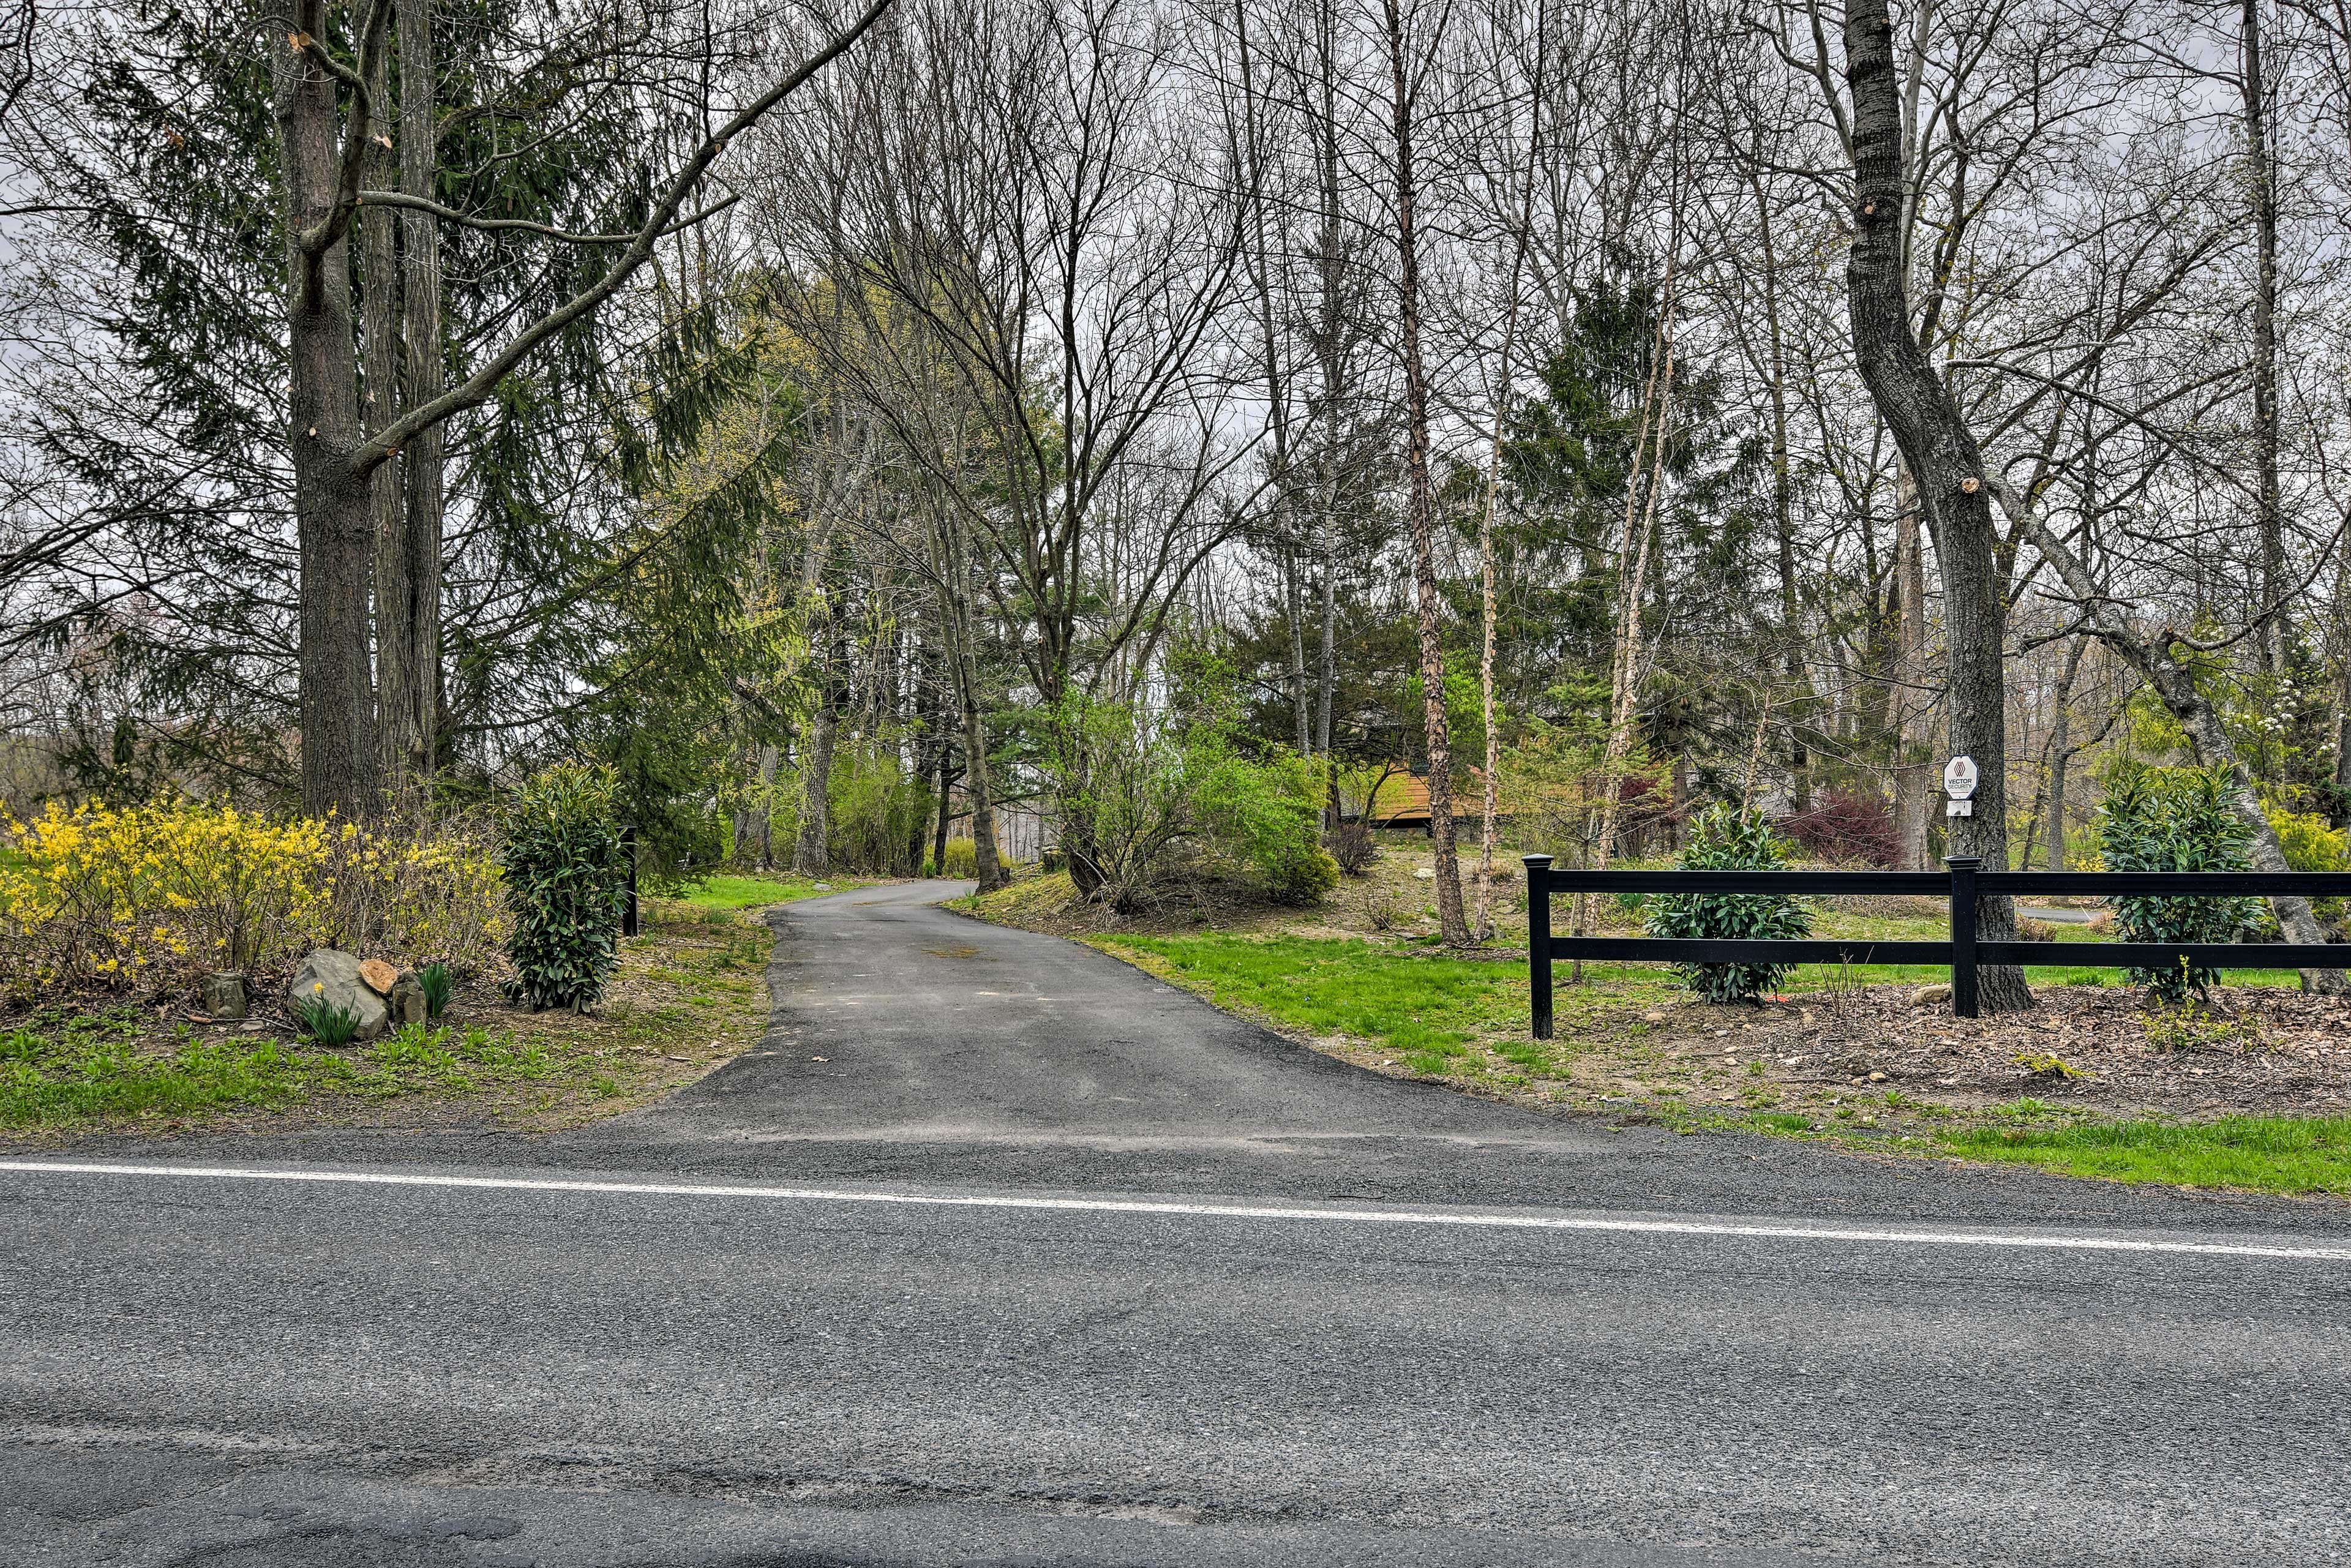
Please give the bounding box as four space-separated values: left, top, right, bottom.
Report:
1868 1070 1889 1083
202 972 247 1022
287 949 389 1041
385 970 429 1027
358 958 400 995
1911 983 1954 1008
1412 866 1436 880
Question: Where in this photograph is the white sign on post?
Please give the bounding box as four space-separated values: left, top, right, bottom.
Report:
1943 755 1978 817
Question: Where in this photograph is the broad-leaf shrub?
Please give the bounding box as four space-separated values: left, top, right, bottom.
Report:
1050 680 1335 912
1643 804 1811 1003
1193 748 1338 904
0 798 503 996
2097 763 2262 1004
500 763 631 1011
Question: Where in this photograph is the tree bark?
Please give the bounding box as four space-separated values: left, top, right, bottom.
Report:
1843 0 2031 1011
793 700 838 876
2244 0 2285 682
1891 477 1932 872
362 40 411 800
277 9 384 819
1381 0 1469 947
397 0 444 784
2045 637 2084 872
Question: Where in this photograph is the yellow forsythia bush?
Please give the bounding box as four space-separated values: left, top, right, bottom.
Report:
0 796 507 996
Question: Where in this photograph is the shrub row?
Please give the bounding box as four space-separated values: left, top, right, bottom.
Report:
0 796 505 997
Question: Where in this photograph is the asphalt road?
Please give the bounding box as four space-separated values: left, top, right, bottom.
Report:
5 880 2350 1566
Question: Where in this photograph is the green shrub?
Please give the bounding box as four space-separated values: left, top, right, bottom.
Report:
500 763 631 1013
1194 748 1337 905
2096 762 2262 1005
937 838 982 879
1643 804 1811 1003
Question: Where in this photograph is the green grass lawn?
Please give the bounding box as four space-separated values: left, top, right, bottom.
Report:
661 872 862 913
0 1010 586 1127
1099 934 1547 1074
1095 928 2350 1198
1933 1113 2351 1194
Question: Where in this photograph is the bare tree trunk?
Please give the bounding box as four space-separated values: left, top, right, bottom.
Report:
1891 477 1932 872
362 41 410 800
1843 0 2030 1011
1382 0 1469 947
2045 637 2084 872
2245 0 2285 683
1285 550 1311 753
793 700 838 876
1753 168 1808 812
935 503 1005 891
1310 0 1343 804
397 0 444 784
277 7 384 819
793 520 840 877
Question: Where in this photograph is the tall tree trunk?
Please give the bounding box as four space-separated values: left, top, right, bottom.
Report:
793 701 838 876
397 0 444 784
935 504 1005 891
756 744 778 869
1310 0 1343 809
362 40 410 800
1753 168 1808 811
1285 550 1311 753
1382 0 1469 947
2045 637 2085 872
1843 0 2031 1011
793 525 840 878
2245 0 2285 683
1891 478 1932 872
277 17 379 819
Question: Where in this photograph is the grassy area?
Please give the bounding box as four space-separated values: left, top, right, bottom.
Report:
1087 927 2351 1198
1102 934 1543 1074
0 901 782 1138
661 871 862 913
0 1010 585 1126
1934 1113 2351 1194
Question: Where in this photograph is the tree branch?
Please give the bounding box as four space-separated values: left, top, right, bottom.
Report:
354 188 740 244
350 0 895 478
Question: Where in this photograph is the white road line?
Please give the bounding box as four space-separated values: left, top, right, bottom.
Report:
2 1158 2345 1261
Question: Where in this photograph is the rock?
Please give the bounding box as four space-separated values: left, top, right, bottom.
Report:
287 949 389 1041
202 972 247 1022
1413 866 1436 880
1868 1070 1889 1083
385 970 428 1027
1641 1010 1667 1024
358 958 400 995
1912 983 1954 1008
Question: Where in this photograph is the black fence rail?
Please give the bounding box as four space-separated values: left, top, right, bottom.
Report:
1521 853 2351 1035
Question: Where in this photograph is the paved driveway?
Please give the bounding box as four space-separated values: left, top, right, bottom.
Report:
4 881 2349 1566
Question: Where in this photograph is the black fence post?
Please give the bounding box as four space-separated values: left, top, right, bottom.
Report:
1524 853 1554 1040
623 824 640 938
1945 854 1979 1018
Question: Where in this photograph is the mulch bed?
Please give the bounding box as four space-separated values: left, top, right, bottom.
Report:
1649 985 2351 1118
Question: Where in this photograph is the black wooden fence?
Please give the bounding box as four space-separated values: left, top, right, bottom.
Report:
1521 853 2351 1035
